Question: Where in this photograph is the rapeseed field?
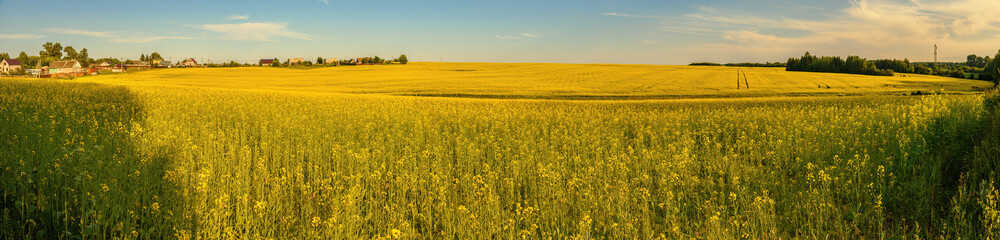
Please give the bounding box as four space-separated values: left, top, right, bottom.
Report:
1 64 998 239
85 63 993 99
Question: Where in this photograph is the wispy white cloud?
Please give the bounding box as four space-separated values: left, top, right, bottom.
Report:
658 26 721 36
0 34 44 39
110 36 198 43
45 27 195 43
227 14 250 20
496 33 542 40
199 22 315 41
45 28 118 38
660 0 1000 61
318 0 329 5
641 40 664 45
600 12 667 19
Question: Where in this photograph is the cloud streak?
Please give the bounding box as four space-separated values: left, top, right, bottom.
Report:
227 14 250 20
601 12 667 19
199 22 315 41
0 34 44 39
641 40 664 45
111 36 198 43
496 33 542 40
45 28 118 38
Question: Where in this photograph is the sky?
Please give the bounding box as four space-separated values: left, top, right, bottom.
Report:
1 0 999 65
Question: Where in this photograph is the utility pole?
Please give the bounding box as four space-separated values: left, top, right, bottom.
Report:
934 44 938 65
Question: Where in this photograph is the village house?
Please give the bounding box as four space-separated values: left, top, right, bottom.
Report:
260 59 275 66
158 61 172 68
90 62 113 72
126 64 153 71
1 59 22 73
27 68 45 76
48 60 83 74
181 58 199 67
325 58 339 66
288 58 303 65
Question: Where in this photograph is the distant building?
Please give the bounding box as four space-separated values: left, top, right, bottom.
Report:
126 64 153 71
1 59 22 73
48 60 83 74
288 58 303 65
158 61 172 68
181 58 199 67
260 59 275 66
90 62 113 71
182 58 196 67
325 58 339 66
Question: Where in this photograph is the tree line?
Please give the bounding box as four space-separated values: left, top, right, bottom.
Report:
0 42 92 74
0 42 176 74
786 52 895 76
260 55 409 67
688 62 786 67
786 51 1000 83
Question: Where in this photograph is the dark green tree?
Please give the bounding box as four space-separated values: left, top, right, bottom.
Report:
0 52 8 61
64 46 78 60
992 50 1000 84
398 54 408 64
40 42 63 59
17 52 34 67
317 57 324 64
79 48 89 63
149 52 163 61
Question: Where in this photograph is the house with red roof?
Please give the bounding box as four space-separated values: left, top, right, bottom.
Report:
1 59 22 74
260 59 275 66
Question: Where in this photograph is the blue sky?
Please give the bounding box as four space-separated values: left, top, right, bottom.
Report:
1 0 998 64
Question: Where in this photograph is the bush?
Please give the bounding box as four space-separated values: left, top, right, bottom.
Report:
689 62 722 66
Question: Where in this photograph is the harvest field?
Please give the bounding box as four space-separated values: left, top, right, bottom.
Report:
1 64 999 239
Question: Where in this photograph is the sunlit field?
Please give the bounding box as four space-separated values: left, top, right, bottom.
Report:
84 62 993 99
1 64 998 239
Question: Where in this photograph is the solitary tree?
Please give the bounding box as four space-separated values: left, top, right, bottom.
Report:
398 54 408 64
272 58 280 67
317 57 324 65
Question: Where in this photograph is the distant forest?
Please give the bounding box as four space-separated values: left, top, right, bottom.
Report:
785 51 1000 82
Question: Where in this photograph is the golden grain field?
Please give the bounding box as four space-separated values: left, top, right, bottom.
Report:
1 64 998 239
